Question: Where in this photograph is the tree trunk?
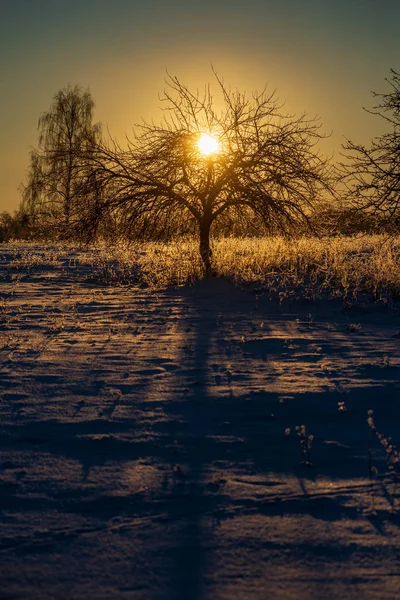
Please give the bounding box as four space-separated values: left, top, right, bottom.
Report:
199 218 212 275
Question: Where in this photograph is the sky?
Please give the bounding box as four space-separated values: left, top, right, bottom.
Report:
1 0 399 213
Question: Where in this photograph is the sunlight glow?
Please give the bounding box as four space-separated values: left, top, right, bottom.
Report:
197 133 220 156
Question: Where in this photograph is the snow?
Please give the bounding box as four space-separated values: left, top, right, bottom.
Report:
1 244 400 599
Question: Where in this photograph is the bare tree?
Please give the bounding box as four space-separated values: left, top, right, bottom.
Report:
91 73 334 272
22 85 102 238
340 70 400 228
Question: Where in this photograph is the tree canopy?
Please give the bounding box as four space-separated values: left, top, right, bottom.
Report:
22 85 102 238
89 73 334 270
341 69 400 228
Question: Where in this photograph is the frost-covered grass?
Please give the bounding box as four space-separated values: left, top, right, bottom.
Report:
73 234 400 300
3 235 400 299
215 235 400 298
1 239 400 599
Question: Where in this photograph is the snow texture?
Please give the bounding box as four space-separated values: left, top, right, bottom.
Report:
1 245 400 599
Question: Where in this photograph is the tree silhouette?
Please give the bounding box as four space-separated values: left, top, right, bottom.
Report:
22 85 102 238
90 73 333 272
341 70 400 228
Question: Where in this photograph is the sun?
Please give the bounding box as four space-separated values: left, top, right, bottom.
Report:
197 132 220 156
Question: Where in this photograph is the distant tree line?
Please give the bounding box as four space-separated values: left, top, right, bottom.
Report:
2 71 399 268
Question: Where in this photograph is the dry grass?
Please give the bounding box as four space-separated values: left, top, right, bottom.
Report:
3 235 400 301
214 235 400 300
81 239 202 287
81 235 400 301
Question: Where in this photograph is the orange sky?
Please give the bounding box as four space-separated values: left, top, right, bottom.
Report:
1 0 399 213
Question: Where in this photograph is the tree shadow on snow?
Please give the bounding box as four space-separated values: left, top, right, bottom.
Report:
1 278 400 598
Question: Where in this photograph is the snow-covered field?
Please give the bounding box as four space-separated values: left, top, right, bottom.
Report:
1 244 400 599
